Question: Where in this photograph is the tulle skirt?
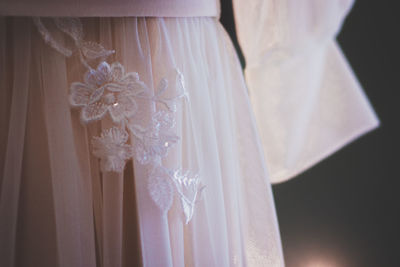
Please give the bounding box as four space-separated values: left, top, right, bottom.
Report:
0 17 284 266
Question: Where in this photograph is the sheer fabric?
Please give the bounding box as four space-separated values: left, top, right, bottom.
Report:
0 17 284 266
233 0 380 183
0 1 379 267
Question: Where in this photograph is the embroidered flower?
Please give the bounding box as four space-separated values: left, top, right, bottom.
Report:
129 111 179 165
92 127 133 173
35 17 205 224
70 61 147 123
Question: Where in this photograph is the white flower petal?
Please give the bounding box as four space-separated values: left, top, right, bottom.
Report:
121 72 139 85
92 127 132 173
109 95 137 122
127 81 148 95
70 82 94 106
110 62 125 81
101 156 127 173
97 61 111 79
104 83 125 92
84 62 111 86
81 101 108 123
107 127 129 144
88 87 105 104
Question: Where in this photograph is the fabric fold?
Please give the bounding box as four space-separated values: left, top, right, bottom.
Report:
39 22 97 267
0 17 31 267
233 0 380 183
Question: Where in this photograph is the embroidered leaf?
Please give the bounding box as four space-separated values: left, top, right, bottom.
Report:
70 82 94 106
148 167 174 213
175 68 187 96
33 18 73 57
81 41 115 60
54 17 84 42
172 170 203 224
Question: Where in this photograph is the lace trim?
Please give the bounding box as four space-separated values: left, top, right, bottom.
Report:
34 17 204 223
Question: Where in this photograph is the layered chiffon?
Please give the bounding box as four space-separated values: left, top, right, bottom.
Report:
0 17 284 266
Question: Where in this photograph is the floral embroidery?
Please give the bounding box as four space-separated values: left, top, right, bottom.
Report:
92 127 133 173
70 61 146 123
33 17 115 65
34 17 204 224
172 169 205 223
148 166 205 223
129 111 179 165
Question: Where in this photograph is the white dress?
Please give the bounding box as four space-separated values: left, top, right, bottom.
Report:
0 0 379 266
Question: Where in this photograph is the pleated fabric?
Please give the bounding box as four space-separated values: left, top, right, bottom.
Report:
0 17 285 267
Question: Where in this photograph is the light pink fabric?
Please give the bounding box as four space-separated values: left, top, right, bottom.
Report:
0 0 220 17
0 17 284 267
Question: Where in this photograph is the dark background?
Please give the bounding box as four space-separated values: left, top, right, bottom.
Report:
220 1 399 266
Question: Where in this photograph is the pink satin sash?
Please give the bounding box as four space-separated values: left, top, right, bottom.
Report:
0 0 220 17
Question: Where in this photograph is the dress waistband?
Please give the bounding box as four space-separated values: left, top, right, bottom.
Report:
0 0 220 17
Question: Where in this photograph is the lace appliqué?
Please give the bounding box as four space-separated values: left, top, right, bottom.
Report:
70 61 146 123
149 166 205 223
92 127 133 173
34 17 204 223
129 110 180 165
